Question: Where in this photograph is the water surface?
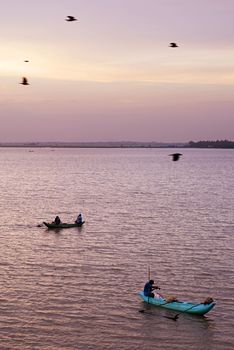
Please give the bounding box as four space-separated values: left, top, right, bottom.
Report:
0 148 233 349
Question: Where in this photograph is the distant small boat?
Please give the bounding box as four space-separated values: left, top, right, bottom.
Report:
139 291 215 315
43 221 85 229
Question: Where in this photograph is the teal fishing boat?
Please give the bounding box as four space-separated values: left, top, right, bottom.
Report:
43 221 85 229
139 291 215 316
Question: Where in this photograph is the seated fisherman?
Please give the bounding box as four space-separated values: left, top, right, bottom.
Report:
54 216 61 225
143 279 160 298
75 213 83 224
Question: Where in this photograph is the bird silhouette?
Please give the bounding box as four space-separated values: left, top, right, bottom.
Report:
24 60 29 62
169 153 182 161
20 77 30 85
66 16 77 22
169 42 178 48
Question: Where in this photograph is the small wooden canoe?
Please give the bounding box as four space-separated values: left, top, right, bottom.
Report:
139 291 215 315
43 221 85 229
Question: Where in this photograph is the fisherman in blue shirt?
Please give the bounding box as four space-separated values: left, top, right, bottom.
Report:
144 279 160 298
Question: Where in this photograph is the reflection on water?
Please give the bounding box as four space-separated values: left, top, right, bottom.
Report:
0 148 233 349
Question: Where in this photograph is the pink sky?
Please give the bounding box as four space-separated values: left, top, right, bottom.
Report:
0 0 234 142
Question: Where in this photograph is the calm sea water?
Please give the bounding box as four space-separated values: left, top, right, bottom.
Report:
0 147 233 350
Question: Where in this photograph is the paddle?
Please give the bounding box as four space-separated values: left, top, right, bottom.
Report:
148 266 151 280
163 303 201 321
139 267 153 312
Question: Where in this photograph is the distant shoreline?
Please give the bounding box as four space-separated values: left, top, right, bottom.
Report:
0 142 185 148
0 141 233 149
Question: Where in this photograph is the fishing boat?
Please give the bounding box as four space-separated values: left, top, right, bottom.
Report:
139 291 215 315
43 221 85 229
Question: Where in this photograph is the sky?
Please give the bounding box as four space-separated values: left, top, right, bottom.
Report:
0 0 234 142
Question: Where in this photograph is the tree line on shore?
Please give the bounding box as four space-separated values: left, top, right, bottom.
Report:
0 140 233 148
187 140 234 148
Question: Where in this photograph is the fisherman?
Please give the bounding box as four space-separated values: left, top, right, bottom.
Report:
143 279 160 298
54 216 61 225
75 213 83 224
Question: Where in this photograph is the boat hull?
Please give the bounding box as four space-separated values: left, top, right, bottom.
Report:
43 221 85 229
139 291 215 315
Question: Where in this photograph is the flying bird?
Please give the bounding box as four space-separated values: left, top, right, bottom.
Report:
169 42 178 48
66 16 77 22
24 60 29 62
169 153 183 161
20 77 30 85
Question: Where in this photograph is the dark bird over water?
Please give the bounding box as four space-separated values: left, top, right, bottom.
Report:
66 16 77 22
169 153 182 161
169 42 178 48
20 77 30 85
